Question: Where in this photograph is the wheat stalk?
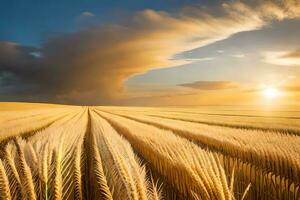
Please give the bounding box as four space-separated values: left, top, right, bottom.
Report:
91 133 113 200
52 141 63 200
0 160 11 200
4 143 22 197
74 145 83 200
15 139 37 200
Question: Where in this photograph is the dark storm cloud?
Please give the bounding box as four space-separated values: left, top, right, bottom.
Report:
0 0 299 104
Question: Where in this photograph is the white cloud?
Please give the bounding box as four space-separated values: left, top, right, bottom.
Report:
81 11 95 17
231 54 245 58
184 57 215 62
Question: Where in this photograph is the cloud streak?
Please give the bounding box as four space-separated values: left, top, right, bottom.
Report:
179 81 239 90
282 49 300 59
262 50 300 66
0 0 300 104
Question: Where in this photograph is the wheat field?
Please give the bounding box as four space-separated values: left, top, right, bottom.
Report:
0 103 299 200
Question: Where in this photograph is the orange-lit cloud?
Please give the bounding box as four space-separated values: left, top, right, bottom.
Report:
117 89 260 106
283 49 300 58
280 86 300 92
0 0 300 104
279 78 300 92
179 81 239 90
262 50 300 66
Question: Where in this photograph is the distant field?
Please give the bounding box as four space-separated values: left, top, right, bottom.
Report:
0 102 65 111
0 102 299 200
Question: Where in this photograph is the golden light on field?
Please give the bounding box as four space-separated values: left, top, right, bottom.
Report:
262 87 281 99
0 102 300 199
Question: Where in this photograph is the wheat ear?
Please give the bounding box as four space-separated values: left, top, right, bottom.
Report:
53 141 63 200
91 134 113 200
74 146 83 200
0 160 11 200
15 139 37 200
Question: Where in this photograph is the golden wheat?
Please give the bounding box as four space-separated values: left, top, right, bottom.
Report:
0 104 298 199
90 110 160 200
96 108 300 199
96 110 234 200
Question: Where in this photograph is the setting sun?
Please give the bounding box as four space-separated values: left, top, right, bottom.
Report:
263 87 282 99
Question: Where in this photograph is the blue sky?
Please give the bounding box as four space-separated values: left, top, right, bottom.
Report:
0 0 208 46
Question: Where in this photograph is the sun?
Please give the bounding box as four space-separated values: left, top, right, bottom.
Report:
262 87 281 99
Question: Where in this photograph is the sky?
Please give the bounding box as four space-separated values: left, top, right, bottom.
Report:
0 0 300 106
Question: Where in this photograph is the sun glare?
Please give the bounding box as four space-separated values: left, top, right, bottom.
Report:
263 87 281 99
